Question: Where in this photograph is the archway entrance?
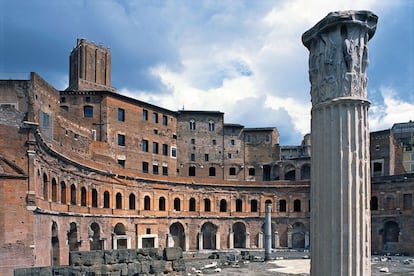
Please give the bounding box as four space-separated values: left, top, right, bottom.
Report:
170 222 185 250
292 222 306 249
201 222 217 249
90 222 102 250
233 222 246 248
68 222 79 252
51 221 59 265
114 223 127 249
383 221 400 253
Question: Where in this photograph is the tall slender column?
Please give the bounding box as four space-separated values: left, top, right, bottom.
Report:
302 11 378 276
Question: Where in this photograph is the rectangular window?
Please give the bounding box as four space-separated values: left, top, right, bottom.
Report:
171 146 177 158
153 142 159 154
212 139 216 145
191 138 195 144
118 108 125 121
153 165 159 175
231 139 235 145
411 163 414 172
118 159 125 167
411 153 414 161
162 144 168 156
162 115 168 126
142 140 148 152
162 166 168 176
229 167 236 175
142 162 149 173
153 112 158 123
84 105 93 118
403 193 412 210
142 109 148 121
118 134 125 146
205 154 209 161
191 153 195 161
227 153 232 159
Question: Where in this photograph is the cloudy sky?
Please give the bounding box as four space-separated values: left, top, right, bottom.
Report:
1 0 413 145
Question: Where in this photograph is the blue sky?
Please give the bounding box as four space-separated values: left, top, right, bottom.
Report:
1 0 413 145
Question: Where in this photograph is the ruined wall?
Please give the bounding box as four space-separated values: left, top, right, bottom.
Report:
15 248 185 276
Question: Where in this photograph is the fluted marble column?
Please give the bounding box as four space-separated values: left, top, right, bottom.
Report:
302 11 378 276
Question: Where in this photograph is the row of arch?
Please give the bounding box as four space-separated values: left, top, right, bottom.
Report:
51 219 309 266
40 172 308 213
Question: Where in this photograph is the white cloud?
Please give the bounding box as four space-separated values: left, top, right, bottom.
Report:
370 87 414 130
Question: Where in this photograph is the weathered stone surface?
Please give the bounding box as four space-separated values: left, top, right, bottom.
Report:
302 10 378 105
302 10 377 276
164 247 183 261
15 249 183 276
150 260 167 274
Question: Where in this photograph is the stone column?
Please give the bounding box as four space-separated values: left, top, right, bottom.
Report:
274 231 280 248
264 203 272 260
229 231 234 249
258 232 264 248
216 231 221 250
198 232 203 250
302 10 377 276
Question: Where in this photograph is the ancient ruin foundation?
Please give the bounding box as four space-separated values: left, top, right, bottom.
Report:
302 10 378 275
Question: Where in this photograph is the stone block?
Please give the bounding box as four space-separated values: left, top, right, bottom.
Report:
14 267 52 276
127 262 141 275
164 247 183 261
105 250 118 264
172 258 186 272
150 260 167 274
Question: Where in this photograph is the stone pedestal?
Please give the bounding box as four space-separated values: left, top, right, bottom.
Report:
302 10 378 276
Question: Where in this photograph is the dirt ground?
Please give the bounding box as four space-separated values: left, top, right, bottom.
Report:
183 250 414 275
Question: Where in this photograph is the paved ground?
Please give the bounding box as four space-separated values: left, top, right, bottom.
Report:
183 250 414 275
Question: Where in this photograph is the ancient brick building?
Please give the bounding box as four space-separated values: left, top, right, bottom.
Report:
0 39 412 275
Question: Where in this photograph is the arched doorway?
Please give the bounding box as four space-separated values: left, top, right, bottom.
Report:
233 222 246 248
68 222 79 252
292 222 306 249
383 221 400 253
170 222 185 250
284 164 296 180
201 222 217 249
51 221 59 265
114 223 127 249
89 222 102 250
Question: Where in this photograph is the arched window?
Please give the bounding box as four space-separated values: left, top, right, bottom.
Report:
51 178 57 202
91 189 98 208
159 197 166 211
60 181 66 204
144 195 151 210
174 197 181 211
236 199 242 212
70 184 76 205
220 199 227 212
209 167 216 176
294 199 301 212
204 198 211 212
103 191 110 208
81 187 87 206
43 173 48 200
189 120 196 130
83 105 93 118
371 196 378 210
250 199 258 212
116 193 122 209
208 120 215 131
189 198 196 212
279 199 287 212
129 193 136 210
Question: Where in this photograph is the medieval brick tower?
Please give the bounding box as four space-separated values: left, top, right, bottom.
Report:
67 38 115 92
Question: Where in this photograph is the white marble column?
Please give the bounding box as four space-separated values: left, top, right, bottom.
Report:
302 10 378 276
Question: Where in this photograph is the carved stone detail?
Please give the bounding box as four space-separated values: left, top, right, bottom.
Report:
302 10 378 105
